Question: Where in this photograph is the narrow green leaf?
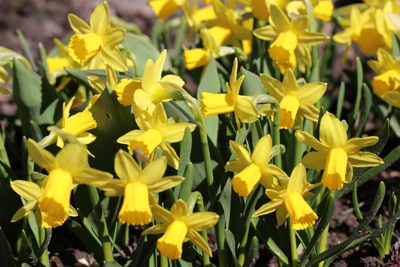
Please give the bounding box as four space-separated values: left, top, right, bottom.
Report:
355 83 373 137
0 227 17 267
224 229 241 267
16 29 36 71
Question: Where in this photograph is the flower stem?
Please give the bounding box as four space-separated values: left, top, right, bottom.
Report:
272 105 282 168
289 220 298 267
87 185 114 263
317 224 329 267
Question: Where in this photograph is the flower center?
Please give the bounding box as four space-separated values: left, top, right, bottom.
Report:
129 129 163 156
118 181 152 226
69 33 103 63
157 220 188 259
279 95 300 129
38 168 73 228
268 31 298 72
322 147 348 190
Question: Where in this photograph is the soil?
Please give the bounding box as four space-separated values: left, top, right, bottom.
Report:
1 0 400 266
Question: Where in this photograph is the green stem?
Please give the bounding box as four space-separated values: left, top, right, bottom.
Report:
317 225 329 267
160 254 169 267
289 220 298 267
87 185 114 263
272 105 282 168
39 228 50 266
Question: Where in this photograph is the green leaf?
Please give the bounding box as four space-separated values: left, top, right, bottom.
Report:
239 67 263 96
224 229 241 267
124 33 163 76
0 227 17 267
88 88 132 173
12 60 60 139
355 83 372 137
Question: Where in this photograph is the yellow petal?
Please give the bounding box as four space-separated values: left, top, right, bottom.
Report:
90 2 109 34
56 142 88 174
301 151 327 170
251 135 272 165
187 229 213 256
157 220 188 259
118 181 152 226
170 199 189 217
114 149 141 182
10 180 41 201
11 201 37 222
235 96 260 124
269 4 290 31
162 123 196 143
148 175 185 192
286 163 307 193
371 69 400 97
38 168 74 228
140 157 167 184
115 78 142 106
253 198 283 217
295 130 328 152
313 1 334 22
322 147 348 190
347 152 384 167
148 0 183 20
27 139 55 171
227 140 252 167
184 212 219 231
67 14 91 34
319 112 348 147
184 49 210 70
63 110 97 137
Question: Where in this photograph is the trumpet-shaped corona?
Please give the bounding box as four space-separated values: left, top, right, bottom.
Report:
231 163 262 197
279 95 300 129
322 147 348 190
118 182 152 226
157 220 188 259
128 129 164 157
283 192 318 230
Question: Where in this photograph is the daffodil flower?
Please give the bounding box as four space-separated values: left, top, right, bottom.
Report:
261 68 327 129
295 112 384 190
184 28 234 70
333 6 386 56
99 150 184 226
206 0 253 54
67 2 128 72
27 139 113 228
142 199 219 259
39 97 97 149
201 58 259 129
225 135 287 196
133 50 185 112
367 48 400 107
148 0 187 20
117 103 196 169
10 180 77 224
286 0 334 22
253 163 319 230
253 4 328 73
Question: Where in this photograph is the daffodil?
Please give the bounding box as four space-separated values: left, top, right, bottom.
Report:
133 50 185 112
253 163 319 230
184 28 235 70
99 150 184 226
286 0 334 22
206 0 253 54
39 97 97 149
10 180 77 224
333 6 387 56
117 103 196 169
295 112 384 190
201 58 259 129
253 4 328 73
67 2 128 72
225 135 287 196
148 0 187 20
260 68 327 129
183 1 216 35
47 38 82 76
142 199 219 259
27 139 113 228
367 48 400 107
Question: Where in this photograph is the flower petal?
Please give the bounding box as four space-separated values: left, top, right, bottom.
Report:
184 212 219 231
11 180 41 201
68 14 91 34
320 112 348 146
11 201 37 222
90 2 109 34
187 229 213 256
148 175 184 192
251 135 272 165
114 150 141 182
140 157 167 184
344 136 379 153
295 130 328 152
27 139 55 171
301 151 327 170
56 142 88 173
348 152 384 167
170 199 189 217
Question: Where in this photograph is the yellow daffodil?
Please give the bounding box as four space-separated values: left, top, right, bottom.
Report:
206 0 253 54
67 2 128 72
133 50 185 112
253 163 319 230
99 150 184 226
183 1 216 35
225 135 288 196
142 199 219 259
39 97 97 149
148 0 187 20
27 139 113 228
201 58 259 129
333 6 387 56
47 38 82 76
117 103 196 169
114 77 142 106
286 0 334 22
260 68 327 129
253 4 328 73
184 28 235 70
10 180 77 224
367 48 400 107
295 112 384 190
